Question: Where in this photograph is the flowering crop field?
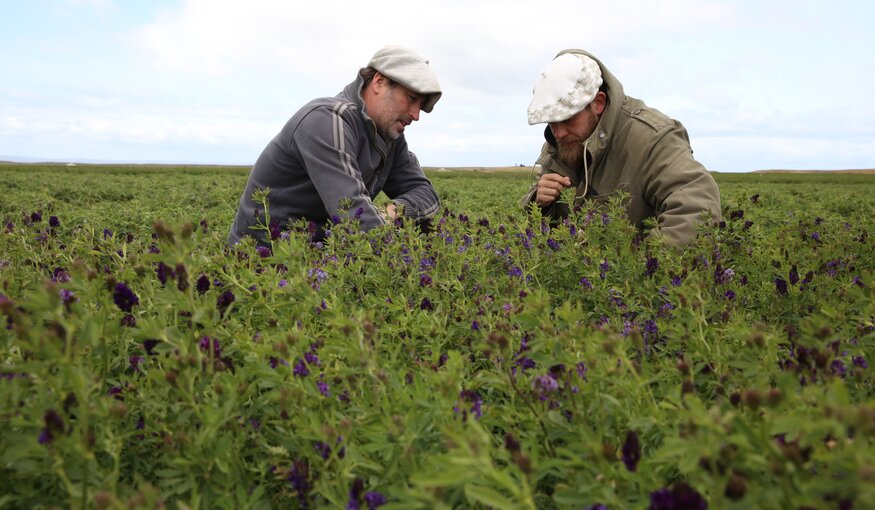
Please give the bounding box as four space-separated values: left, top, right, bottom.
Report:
1 164 873 510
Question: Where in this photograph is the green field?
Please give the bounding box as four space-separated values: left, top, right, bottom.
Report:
1 164 873 509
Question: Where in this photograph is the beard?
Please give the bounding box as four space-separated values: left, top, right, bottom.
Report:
557 142 586 169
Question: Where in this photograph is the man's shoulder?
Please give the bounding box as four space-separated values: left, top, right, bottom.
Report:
620 97 675 133
297 97 360 119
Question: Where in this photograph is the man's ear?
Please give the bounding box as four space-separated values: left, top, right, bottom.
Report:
371 72 389 94
592 91 607 116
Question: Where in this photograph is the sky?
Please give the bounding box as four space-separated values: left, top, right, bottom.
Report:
1 0 874 172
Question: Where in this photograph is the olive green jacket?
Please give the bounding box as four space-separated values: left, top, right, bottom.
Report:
521 49 721 246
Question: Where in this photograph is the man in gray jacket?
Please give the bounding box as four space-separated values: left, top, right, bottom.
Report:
228 45 442 246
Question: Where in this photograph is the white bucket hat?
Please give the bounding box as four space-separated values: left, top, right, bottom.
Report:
527 53 603 125
368 45 442 113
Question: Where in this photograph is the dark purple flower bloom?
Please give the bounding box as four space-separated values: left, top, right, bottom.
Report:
724 290 736 300
729 209 744 220
107 386 123 400
48 215 60 228
547 238 560 251
143 339 160 355
269 218 281 240
471 320 480 331
129 355 145 371
120 313 136 327
31 211 43 223
587 505 607 510
216 289 235 314
532 374 559 399
314 441 331 459
576 361 588 380
508 266 523 278
293 358 310 377
419 274 432 287
621 431 641 472
671 275 683 287
364 492 387 509
196 273 210 295
198 336 221 358
648 482 708 510
645 257 659 277
317 378 330 397
4 220 14 232
852 355 868 369
831 360 847 378
852 275 865 287
455 389 483 420
59 289 77 306
112 282 139 312
256 245 272 258
287 459 312 508
155 262 175 286
39 409 64 445
599 259 610 279
304 350 320 366
420 297 433 311
103 228 113 239
810 231 821 242
52 267 70 283
774 278 788 296
788 265 799 286
579 277 593 290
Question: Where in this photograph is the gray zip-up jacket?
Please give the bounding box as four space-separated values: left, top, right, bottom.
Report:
228 74 440 245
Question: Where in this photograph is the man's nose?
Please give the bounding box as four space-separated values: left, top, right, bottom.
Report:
409 104 421 122
550 123 565 140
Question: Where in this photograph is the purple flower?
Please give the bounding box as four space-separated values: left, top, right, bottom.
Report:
508 266 523 278
256 245 272 258
129 355 145 371
724 290 736 300
729 209 744 220
774 278 788 296
532 374 559 399
49 216 60 228
852 355 868 369
587 505 607 510
314 441 331 459
293 358 310 377
269 219 281 240
38 409 64 445
143 339 161 355
471 320 480 331
51 267 70 283
287 460 312 508
455 389 483 420
671 275 683 287
621 431 641 472
155 262 175 286
648 482 707 510
420 297 433 311
810 231 821 242
198 336 221 358
120 312 136 327
59 289 77 306
30 211 43 223
216 289 235 314
364 492 387 509
112 282 139 312
788 265 799 286
576 361 588 380
579 277 593 290
317 378 330 397
546 238 560 251
419 274 432 287
645 257 659 277
103 228 113 239
196 274 210 294
599 259 610 279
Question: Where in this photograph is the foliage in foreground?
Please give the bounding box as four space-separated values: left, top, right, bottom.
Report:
0 165 874 509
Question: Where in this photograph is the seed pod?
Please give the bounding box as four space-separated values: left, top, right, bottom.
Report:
766 388 783 407
725 471 748 500
742 389 762 410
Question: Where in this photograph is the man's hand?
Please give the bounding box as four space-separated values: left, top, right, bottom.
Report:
384 203 400 220
535 173 572 206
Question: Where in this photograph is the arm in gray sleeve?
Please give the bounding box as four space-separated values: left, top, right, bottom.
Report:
294 104 386 229
382 144 440 222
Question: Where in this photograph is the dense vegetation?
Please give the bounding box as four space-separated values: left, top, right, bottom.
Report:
1 164 873 509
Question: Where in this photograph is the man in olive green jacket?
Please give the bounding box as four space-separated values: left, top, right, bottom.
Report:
521 49 721 246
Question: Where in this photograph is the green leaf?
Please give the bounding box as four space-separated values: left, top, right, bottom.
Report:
464 484 516 509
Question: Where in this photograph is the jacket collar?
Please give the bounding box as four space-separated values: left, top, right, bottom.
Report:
337 73 393 153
